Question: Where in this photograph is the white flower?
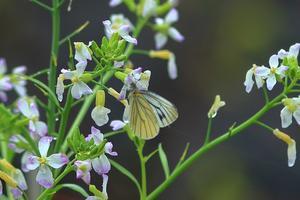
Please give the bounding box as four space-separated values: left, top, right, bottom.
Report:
74 42 92 69
168 53 177 79
154 9 184 49
143 0 158 17
61 66 93 100
91 106 111 127
24 137 69 188
244 64 264 93
278 43 300 60
255 55 288 91
280 97 300 128
273 129 297 167
17 98 47 139
103 18 137 45
56 74 65 102
119 68 151 100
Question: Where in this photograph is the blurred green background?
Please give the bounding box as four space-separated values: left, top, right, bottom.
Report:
1 0 300 199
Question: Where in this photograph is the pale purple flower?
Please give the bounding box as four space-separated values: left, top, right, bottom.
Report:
103 19 137 45
168 53 177 79
24 136 69 188
278 43 300 60
11 66 27 97
9 135 27 153
56 74 65 102
154 9 184 49
110 120 126 131
255 54 288 91
17 98 47 139
0 58 12 102
75 160 92 184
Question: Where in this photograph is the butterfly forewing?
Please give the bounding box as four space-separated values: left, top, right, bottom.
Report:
128 91 160 139
141 91 178 128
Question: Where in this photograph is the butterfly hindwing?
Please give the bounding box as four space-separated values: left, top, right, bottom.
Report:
128 91 160 139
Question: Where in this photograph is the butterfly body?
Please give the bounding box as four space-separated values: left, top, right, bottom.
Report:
126 90 178 139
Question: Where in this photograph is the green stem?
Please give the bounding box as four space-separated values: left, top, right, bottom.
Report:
104 130 125 138
48 0 61 135
204 117 213 145
138 144 147 200
262 85 270 103
53 89 73 153
22 128 40 156
255 121 274 132
147 93 284 200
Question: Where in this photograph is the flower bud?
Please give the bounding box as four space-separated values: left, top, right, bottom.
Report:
108 87 128 106
207 95 226 118
149 50 172 60
114 71 127 82
273 129 296 167
0 159 16 173
0 170 18 188
96 90 106 107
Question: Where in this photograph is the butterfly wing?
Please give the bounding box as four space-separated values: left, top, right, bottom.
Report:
141 91 178 128
128 91 160 139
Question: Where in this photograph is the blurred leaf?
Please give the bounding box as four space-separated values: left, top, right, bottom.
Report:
158 143 170 179
52 183 89 197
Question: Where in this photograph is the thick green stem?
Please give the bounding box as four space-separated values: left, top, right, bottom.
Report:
147 93 284 200
48 0 61 135
138 145 147 200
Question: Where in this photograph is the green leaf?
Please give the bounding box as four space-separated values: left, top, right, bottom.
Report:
174 143 190 170
158 143 170 179
110 159 142 193
52 183 89 197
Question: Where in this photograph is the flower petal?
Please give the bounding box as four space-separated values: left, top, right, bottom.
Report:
168 27 184 42
255 66 270 77
266 74 277 90
86 126 104 145
91 106 111 127
168 54 177 79
289 43 300 58
92 155 111 175
288 139 296 167
102 174 109 198
165 9 179 24
155 33 168 49
0 58 7 74
47 153 69 169
17 98 31 118
35 121 48 137
25 155 40 170
105 142 118 156
38 137 53 157
276 65 288 76
36 165 53 188
110 120 126 131
281 107 293 128
13 169 27 190
269 54 279 67
109 0 122 7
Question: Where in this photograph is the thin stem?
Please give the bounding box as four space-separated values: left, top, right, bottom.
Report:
30 69 49 78
262 85 270 103
204 117 213 145
47 0 61 135
147 93 285 200
255 121 274 132
30 0 53 11
104 130 125 138
132 49 150 56
22 128 40 156
59 21 90 46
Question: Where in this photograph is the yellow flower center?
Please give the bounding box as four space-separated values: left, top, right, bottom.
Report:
71 76 80 83
38 157 47 165
270 67 277 74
